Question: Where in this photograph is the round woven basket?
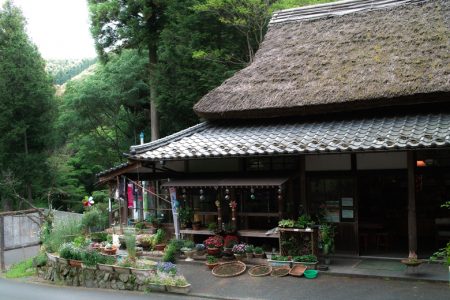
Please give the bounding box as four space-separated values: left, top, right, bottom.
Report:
248 265 272 277
212 261 246 278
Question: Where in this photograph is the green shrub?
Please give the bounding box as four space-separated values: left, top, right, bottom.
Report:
43 217 82 253
125 233 137 259
33 252 48 267
81 249 105 266
169 239 185 252
253 247 264 254
59 243 83 260
162 244 177 263
81 207 108 231
206 255 218 264
154 228 165 245
183 240 195 249
90 232 108 242
293 254 317 263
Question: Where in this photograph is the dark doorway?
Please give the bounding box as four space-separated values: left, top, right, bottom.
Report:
358 171 408 257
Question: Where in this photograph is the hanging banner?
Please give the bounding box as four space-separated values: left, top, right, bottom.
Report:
169 187 180 239
127 183 134 208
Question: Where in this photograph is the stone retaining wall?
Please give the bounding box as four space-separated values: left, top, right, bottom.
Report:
37 261 146 291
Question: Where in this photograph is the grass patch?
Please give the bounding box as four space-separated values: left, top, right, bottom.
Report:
5 258 35 278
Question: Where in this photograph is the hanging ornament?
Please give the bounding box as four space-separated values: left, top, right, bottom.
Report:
82 196 94 207
250 187 256 200
278 188 282 194
229 200 237 209
199 189 204 194
215 200 220 208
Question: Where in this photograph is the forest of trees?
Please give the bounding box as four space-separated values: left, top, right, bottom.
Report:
46 58 97 85
0 0 333 212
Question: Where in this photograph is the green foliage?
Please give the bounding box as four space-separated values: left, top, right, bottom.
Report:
245 244 254 253
125 233 137 259
154 228 166 245
0 1 55 209
33 252 48 267
183 240 195 249
169 239 185 252
278 219 295 228
178 206 194 224
162 244 177 263
206 255 218 264
81 249 106 266
271 255 290 261
253 246 264 254
292 254 318 263
42 217 82 253
81 207 109 231
271 0 336 11
5 258 34 278
295 215 313 228
46 58 97 85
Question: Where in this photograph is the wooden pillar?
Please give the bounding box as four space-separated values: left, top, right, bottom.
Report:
0 216 5 272
407 151 417 256
108 183 113 227
299 156 307 214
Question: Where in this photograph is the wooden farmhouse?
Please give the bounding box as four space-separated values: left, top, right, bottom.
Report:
98 0 450 257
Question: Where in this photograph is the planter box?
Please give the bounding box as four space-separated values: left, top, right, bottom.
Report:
97 263 114 272
130 268 155 276
166 284 191 294
148 283 166 292
267 259 292 267
81 263 97 270
293 261 318 270
113 265 131 274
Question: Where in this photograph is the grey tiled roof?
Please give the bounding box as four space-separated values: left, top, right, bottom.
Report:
128 113 450 161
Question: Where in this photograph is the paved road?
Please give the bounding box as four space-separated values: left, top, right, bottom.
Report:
0 278 199 300
178 263 450 300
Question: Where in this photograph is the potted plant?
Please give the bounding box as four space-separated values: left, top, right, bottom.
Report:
245 245 254 259
207 222 218 233
146 274 166 292
203 236 223 256
154 229 166 251
223 235 239 255
268 254 292 267
232 243 246 261
253 247 264 258
130 259 157 276
166 275 191 294
319 224 335 265
181 240 196 261
205 255 219 270
292 254 318 269
81 249 103 270
101 243 117 255
178 206 194 229
278 219 295 228
195 243 206 256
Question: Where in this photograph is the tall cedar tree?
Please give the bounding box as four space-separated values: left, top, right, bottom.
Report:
0 1 54 210
88 0 167 141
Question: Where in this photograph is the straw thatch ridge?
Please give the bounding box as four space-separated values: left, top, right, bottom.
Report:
194 0 450 120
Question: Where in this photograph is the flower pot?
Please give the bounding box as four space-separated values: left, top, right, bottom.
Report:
183 249 196 262
207 247 220 256
253 253 264 259
234 254 244 261
246 253 253 259
268 259 292 267
154 244 166 251
167 284 191 294
69 259 82 268
293 261 318 270
206 262 219 270
101 247 117 255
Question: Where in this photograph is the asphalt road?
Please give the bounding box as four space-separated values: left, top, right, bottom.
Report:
0 278 199 300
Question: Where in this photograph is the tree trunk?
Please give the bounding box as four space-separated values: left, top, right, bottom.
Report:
24 129 32 205
148 44 159 141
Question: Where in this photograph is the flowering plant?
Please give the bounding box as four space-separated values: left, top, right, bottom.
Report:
203 235 223 248
232 243 246 254
157 262 177 275
224 235 239 248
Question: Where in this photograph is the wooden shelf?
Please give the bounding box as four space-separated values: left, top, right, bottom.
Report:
278 228 315 233
180 229 213 236
238 229 279 239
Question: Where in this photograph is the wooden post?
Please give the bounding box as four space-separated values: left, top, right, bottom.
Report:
0 216 5 272
299 156 307 214
108 183 113 227
407 151 417 256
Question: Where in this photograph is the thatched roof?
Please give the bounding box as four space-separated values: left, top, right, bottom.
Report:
194 0 450 120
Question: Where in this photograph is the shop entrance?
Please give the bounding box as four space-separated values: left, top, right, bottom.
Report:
357 171 408 257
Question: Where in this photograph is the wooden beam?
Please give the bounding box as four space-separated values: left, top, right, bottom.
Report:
299 156 307 214
407 151 417 256
97 161 144 184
